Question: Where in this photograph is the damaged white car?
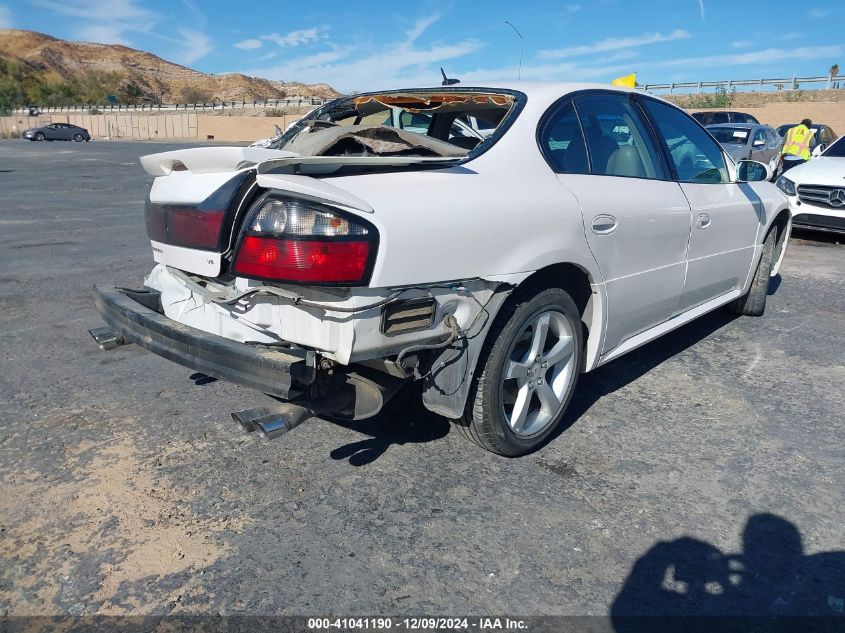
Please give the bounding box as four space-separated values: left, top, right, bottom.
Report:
90 84 791 456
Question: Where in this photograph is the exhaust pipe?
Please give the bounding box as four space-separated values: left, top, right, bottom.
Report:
88 326 126 351
231 403 314 440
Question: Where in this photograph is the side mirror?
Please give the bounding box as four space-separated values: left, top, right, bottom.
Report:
736 159 771 183
812 144 826 158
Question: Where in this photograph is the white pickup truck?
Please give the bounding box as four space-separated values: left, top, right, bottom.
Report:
91 83 791 456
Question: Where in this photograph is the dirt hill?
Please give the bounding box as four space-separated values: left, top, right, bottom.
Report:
0 29 340 102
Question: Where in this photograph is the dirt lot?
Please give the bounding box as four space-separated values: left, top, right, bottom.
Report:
0 140 843 624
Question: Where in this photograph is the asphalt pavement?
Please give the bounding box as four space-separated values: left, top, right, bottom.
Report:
1 140 843 624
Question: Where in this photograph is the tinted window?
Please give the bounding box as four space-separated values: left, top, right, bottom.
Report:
824 136 845 157
574 93 666 179
540 101 589 174
641 99 729 184
713 112 729 124
753 129 766 145
709 127 750 144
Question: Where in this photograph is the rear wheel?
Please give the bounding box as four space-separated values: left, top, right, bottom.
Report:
727 227 777 317
455 287 583 456
73 133 84 142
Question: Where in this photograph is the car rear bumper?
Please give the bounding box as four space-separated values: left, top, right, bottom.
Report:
93 285 316 398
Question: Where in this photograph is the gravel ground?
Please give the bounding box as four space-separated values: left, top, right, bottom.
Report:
0 140 843 624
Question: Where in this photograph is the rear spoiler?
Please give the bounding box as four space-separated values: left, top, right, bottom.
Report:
140 147 298 176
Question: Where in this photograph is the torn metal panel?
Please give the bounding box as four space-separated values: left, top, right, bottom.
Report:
283 124 468 158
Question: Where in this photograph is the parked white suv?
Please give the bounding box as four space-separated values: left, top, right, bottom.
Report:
776 135 845 234
91 83 791 456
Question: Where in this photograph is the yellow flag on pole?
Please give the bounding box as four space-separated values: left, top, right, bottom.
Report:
611 73 637 88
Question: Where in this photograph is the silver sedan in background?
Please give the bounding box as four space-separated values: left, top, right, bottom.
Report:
707 123 782 174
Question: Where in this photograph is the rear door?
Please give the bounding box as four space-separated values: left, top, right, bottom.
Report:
639 98 763 311
540 92 693 352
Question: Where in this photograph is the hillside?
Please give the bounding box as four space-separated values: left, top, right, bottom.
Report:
0 29 340 104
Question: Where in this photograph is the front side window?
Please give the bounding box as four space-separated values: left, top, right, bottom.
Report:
574 94 666 179
753 129 766 146
641 99 729 184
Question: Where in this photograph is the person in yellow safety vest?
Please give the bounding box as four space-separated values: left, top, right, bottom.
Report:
779 118 815 173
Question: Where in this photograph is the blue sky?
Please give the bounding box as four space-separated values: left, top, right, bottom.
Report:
2 0 843 92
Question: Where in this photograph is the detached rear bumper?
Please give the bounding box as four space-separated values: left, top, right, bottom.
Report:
92 286 316 398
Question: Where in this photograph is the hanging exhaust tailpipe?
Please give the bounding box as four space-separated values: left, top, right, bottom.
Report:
88 326 126 351
231 403 315 440
230 367 406 441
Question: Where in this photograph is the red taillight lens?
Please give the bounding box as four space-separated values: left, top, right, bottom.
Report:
167 208 225 250
233 236 371 283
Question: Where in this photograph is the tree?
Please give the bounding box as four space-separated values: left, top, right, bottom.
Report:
178 85 212 104
830 64 840 89
120 82 146 104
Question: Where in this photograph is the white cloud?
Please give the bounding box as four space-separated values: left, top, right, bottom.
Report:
31 0 158 43
698 0 706 20
539 29 690 59
565 4 582 13
809 8 831 18
262 27 325 48
732 40 752 48
655 44 843 69
240 14 483 92
235 38 263 50
0 4 12 28
178 28 212 64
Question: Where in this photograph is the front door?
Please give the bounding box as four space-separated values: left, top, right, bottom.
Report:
539 92 693 353
639 98 763 311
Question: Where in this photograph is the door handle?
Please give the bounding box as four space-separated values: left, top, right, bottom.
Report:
695 213 712 229
591 214 618 235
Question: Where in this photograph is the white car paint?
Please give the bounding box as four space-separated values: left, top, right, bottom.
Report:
135 82 790 411
776 136 845 234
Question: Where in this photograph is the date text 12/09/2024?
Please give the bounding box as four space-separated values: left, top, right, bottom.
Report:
308 617 528 630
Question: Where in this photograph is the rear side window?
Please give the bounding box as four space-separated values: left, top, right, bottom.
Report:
574 93 666 179
641 99 729 184
539 101 589 174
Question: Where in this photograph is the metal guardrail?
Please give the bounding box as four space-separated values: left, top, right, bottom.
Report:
10 96 330 115
640 75 843 93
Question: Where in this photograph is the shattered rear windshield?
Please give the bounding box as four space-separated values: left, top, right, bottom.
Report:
273 89 522 159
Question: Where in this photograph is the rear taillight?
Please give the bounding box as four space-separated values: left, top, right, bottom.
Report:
232 195 377 285
144 171 252 251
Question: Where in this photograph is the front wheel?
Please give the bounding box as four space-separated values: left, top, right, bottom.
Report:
455 287 583 456
73 133 84 142
34 132 45 141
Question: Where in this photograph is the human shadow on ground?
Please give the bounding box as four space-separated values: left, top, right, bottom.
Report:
611 513 845 632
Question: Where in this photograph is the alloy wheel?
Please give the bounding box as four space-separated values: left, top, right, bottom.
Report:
499 309 576 438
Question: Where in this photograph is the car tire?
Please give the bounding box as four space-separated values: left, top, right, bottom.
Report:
73 134 84 142
34 132 45 141
455 286 583 456
727 227 777 317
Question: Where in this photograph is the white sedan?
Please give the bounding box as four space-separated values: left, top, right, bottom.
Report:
90 83 791 456
776 135 845 234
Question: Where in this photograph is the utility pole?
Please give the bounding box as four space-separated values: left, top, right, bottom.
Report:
505 21 524 81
